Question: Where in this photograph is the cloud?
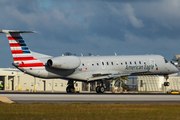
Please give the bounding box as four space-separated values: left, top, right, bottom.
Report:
0 0 180 68
123 4 144 28
109 4 144 28
37 0 54 9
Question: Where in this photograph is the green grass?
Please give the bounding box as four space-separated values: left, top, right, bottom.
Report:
0 103 180 120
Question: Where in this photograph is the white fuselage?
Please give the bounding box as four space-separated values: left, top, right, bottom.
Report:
19 55 178 82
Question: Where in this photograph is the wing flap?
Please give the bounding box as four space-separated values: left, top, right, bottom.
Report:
88 71 148 81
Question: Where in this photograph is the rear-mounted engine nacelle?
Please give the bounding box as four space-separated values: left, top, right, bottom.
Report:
47 56 81 70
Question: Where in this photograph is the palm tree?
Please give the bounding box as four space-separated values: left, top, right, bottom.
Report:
110 76 129 92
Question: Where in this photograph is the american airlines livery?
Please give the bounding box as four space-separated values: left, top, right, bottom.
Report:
0 30 178 93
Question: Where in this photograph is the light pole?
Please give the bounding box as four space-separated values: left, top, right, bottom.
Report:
18 76 20 90
143 83 146 91
34 77 36 92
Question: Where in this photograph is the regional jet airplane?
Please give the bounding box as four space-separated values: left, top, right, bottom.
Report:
0 30 178 93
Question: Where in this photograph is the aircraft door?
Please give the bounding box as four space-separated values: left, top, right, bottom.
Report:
149 59 155 72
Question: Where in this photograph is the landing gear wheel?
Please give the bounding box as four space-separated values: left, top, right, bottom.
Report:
164 82 170 86
99 86 105 93
66 86 70 93
69 86 75 93
96 86 100 93
66 86 75 93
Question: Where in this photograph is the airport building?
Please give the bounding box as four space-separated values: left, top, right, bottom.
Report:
137 75 180 92
0 68 82 92
0 68 180 92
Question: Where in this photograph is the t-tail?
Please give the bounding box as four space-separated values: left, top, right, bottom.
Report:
0 30 44 70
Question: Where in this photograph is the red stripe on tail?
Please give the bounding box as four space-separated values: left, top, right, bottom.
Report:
19 63 44 67
11 50 23 54
13 57 37 61
10 43 21 47
8 37 19 40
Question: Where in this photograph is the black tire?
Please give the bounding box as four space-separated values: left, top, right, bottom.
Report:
66 86 75 93
96 86 100 93
164 82 167 86
69 86 75 93
167 82 170 86
99 86 105 93
66 86 70 93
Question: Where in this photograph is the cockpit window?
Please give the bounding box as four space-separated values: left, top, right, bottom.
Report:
164 58 168 63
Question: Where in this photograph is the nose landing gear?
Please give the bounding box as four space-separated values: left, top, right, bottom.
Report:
164 82 170 86
164 75 170 86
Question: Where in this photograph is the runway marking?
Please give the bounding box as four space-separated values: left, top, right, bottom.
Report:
0 97 14 103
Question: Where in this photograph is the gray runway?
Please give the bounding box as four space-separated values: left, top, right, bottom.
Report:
0 93 180 103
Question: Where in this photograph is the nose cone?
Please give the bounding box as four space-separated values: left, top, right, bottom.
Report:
171 65 179 73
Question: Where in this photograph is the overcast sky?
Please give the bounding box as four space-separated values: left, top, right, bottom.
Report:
0 0 180 68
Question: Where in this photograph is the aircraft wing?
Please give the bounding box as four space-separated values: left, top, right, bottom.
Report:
88 71 148 81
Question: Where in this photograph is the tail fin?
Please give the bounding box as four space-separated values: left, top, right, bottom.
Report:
0 30 44 68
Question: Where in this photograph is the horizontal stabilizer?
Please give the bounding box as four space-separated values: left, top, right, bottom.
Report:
0 30 36 34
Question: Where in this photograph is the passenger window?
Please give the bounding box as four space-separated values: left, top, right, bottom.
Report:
139 61 141 64
130 61 132 65
111 62 113 65
144 61 146 64
82 63 84 66
134 61 136 64
102 62 104 65
92 62 94 66
125 62 127 65
87 62 89 66
107 62 109 65
97 62 99 66
121 62 123 65
116 62 118 65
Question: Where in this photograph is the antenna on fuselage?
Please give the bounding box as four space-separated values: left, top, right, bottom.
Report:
81 53 83 57
114 52 117 56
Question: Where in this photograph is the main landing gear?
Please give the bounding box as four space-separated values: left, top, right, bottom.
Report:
96 80 105 93
66 80 75 93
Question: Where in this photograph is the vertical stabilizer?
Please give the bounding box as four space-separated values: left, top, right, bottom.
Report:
0 30 44 68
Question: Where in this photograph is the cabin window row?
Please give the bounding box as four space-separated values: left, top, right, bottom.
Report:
82 61 146 66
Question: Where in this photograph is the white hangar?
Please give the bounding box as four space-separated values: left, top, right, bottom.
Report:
0 68 82 92
0 68 180 92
